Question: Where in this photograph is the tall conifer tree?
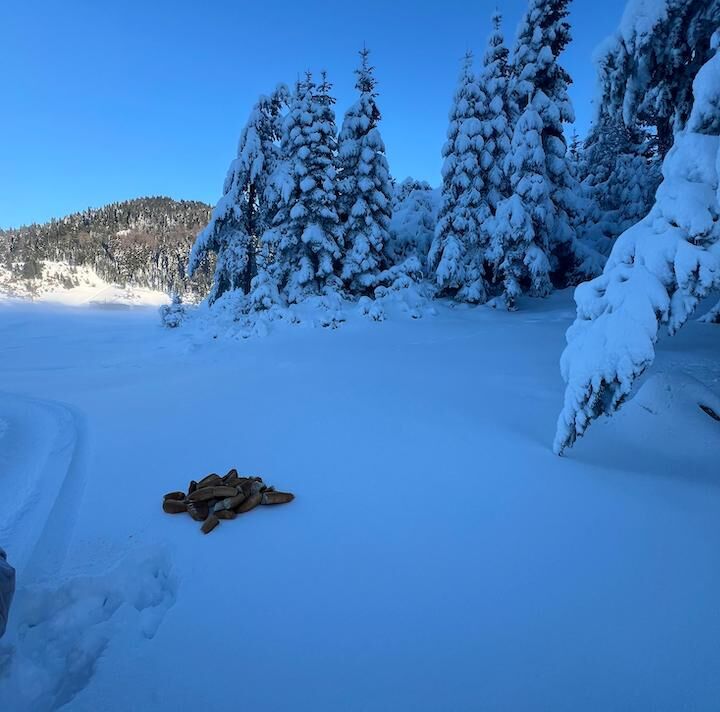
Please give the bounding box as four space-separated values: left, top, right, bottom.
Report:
479 11 513 214
261 73 343 304
492 100 554 308
428 52 489 303
189 87 287 301
511 0 579 285
337 48 393 294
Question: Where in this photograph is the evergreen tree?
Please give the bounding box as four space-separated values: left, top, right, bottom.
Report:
491 100 553 308
580 113 661 248
596 0 720 157
581 114 632 197
428 52 489 303
479 11 513 214
386 179 439 272
261 73 343 304
609 150 659 233
337 48 393 294
188 87 287 302
511 0 579 286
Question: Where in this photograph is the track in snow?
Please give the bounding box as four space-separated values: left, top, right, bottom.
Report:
0 393 177 711
0 393 83 582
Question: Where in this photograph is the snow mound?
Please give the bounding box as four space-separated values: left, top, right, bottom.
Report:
574 372 720 478
631 372 720 419
174 277 437 341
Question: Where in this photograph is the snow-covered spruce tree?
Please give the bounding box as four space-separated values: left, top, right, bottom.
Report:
337 48 393 294
579 113 660 252
510 0 580 286
554 33 720 454
257 73 343 305
580 115 632 196
479 11 513 215
188 86 287 302
428 52 489 303
386 179 439 273
490 99 553 309
608 149 660 235
596 0 720 158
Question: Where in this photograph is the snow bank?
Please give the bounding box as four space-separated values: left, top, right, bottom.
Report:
175 275 437 341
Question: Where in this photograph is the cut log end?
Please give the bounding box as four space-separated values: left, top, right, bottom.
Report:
261 491 295 506
187 485 238 503
187 501 210 522
163 499 188 514
201 514 220 534
163 491 186 502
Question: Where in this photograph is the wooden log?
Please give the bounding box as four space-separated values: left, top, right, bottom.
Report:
163 491 186 501
197 473 222 489
218 491 247 511
187 485 238 502
222 468 239 483
261 491 294 505
163 499 188 514
216 509 237 520
236 491 263 513
215 486 240 498
201 514 220 534
187 500 209 522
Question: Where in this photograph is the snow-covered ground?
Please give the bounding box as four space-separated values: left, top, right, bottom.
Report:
0 292 718 711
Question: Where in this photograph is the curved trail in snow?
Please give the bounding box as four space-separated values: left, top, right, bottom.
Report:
0 392 86 583
0 393 177 712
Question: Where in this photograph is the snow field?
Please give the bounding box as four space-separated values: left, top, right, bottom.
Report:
0 294 718 711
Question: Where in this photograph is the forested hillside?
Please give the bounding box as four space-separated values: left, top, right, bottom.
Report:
0 197 212 296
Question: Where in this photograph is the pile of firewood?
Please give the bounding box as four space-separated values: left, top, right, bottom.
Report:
162 469 294 534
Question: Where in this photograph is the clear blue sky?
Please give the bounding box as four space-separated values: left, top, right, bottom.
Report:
0 0 628 228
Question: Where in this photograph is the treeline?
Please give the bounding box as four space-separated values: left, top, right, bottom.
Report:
187 0 670 313
0 197 213 295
